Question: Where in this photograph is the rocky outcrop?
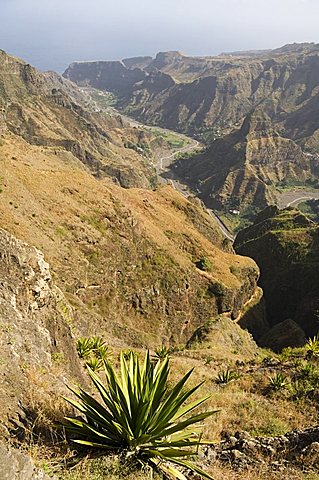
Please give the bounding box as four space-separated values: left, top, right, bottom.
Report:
235 206 319 344
0 227 82 436
201 426 319 470
259 319 306 352
0 442 54 480
186 314 258 359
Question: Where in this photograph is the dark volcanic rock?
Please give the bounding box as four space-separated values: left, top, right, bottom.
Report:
259 319 306 352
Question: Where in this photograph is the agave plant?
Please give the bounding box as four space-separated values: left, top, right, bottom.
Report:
305 335 319 358
95 344 112 361
76 337 94 359
90 336 106 351
215 368 239 385
268 372 288 391
121 349 138 361
154 346 171 360
298 362 317 380
85 357 104 372
63 351 217 479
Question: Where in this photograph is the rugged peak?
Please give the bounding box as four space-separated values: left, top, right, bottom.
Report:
271 42 318 55
155 50 185 59
150 51 185 70
240 110 276 138
122 56 153 70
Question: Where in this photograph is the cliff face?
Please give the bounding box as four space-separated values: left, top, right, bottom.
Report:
0 227 82 436
234 206 319 344
64 61 147 95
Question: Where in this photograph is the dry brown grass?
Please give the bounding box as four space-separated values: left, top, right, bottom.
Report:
18 363 74 447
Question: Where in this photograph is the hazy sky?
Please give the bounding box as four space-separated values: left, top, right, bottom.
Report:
1 0 319 72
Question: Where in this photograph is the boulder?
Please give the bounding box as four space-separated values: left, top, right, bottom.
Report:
259 319 306 352
0 441 54 480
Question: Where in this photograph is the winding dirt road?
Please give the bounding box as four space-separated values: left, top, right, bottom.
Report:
277 190 319 208
157 140 200 171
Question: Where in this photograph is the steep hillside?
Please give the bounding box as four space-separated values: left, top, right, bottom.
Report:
0 132 261 347
172 109 318 212
0 49 160 189
0 50 264 350
235 206 319 349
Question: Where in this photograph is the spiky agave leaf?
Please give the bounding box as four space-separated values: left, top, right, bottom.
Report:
63 350 216 479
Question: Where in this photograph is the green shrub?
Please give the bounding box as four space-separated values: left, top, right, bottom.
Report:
205 356 214 366
290 379 316 400
208 282 226 297
63 351 216 480
229 265 239 276
195 257 212 272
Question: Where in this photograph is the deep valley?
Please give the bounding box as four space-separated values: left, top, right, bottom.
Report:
0 43 319 480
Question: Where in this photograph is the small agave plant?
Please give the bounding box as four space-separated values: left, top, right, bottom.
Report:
215 368 239 385
63 351 217 479
85 357 104 372
154 345 171 360
76 337 94 359
305 335 319 358
268 372 288 391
